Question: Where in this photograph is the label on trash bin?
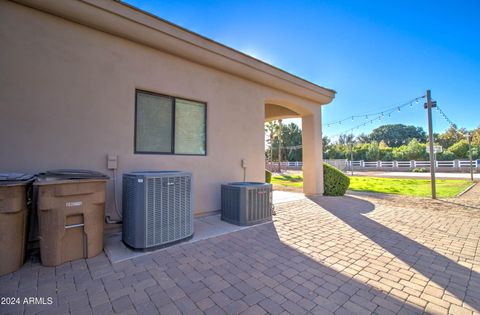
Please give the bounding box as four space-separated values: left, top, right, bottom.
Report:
66 201 82 207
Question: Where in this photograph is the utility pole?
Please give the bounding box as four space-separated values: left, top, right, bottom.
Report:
425 90 437 199
468 133 474 182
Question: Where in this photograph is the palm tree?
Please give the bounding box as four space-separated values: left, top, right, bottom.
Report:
265 121 279 163
277 119 283 173
338 133 355 145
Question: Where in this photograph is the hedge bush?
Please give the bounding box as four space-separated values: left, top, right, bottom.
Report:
323 163 350 196
265 169 272 183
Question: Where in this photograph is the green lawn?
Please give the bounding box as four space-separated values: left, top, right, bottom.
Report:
272 174 472 198
271 174 304 188
349 176 472 198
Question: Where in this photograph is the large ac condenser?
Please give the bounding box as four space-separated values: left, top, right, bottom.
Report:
122 171 193 250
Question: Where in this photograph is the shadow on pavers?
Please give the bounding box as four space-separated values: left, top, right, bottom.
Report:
311 195 480 312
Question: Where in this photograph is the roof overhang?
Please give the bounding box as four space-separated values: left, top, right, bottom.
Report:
265 104 300 121
13 0 336 104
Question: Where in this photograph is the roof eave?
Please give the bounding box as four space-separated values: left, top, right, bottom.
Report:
14 0 336 104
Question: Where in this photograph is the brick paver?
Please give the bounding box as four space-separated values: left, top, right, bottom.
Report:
1 185 479 314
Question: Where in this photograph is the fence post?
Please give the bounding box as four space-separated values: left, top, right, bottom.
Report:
454 160 460 171
411 160 415 169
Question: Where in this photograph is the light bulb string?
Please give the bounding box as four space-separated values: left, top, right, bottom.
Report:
325 95 425 127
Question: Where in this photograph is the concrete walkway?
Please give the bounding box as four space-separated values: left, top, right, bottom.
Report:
272 190 306 204
104 191 305 263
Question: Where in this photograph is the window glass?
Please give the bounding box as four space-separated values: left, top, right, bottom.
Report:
135 92 173 153
175 99 206 155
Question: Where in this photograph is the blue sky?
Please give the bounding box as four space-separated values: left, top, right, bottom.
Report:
125 0 480 139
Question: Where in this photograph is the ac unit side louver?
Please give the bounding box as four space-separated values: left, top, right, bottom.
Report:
221 182 272 226
122 171 193 250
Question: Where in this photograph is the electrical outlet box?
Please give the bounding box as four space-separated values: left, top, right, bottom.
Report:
107 154 118 170
241 159 247 168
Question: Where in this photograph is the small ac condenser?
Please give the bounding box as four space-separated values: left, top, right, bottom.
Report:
122 171 193 250
221 182 272 226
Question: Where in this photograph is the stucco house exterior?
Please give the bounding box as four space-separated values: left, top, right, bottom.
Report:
0 0 335 218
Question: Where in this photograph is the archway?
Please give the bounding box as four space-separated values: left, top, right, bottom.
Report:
264 101 324 195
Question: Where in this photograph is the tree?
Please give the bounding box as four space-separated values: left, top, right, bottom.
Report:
448 140 469 158
338 133 355 145
356 133 370 144
322 136 331 149
268 122 303 162
281 123 302 161
436 125 466 149
471 126 480 145
392 139 427 160
437 150 456 161
265 121 279 162
370 124 427 147
365 141 380 161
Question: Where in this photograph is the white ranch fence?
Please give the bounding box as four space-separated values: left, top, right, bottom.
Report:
346 160 478 171
266 159 479 172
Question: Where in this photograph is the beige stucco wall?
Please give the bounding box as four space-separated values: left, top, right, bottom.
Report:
0 1 330 216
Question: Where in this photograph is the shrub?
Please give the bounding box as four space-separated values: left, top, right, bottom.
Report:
437 150 456 161
265 169 272 183
323 163 350 196
392 139 428 161
448 140 469 158
412 167 428 173
365 141 380 161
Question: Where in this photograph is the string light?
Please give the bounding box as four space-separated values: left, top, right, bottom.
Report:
327 95 426 138
325 95 425 127
435 105 467 136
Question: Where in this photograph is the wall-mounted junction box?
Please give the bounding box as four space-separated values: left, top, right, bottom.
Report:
241 159 247 168
107 154 118 170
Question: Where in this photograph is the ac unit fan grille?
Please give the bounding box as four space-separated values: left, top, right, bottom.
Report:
145 176 192 247
247 187 270 222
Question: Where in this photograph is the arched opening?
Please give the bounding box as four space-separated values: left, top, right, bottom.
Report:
264 101 324 196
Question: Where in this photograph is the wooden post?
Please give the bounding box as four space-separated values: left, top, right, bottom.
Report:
468 133 474 182
350 143 354 176
425 90 437 199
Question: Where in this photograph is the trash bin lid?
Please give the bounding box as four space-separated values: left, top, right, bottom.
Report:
0 173 35 186
37 169 109 181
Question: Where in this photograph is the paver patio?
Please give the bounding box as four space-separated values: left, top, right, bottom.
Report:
1 185 479 315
